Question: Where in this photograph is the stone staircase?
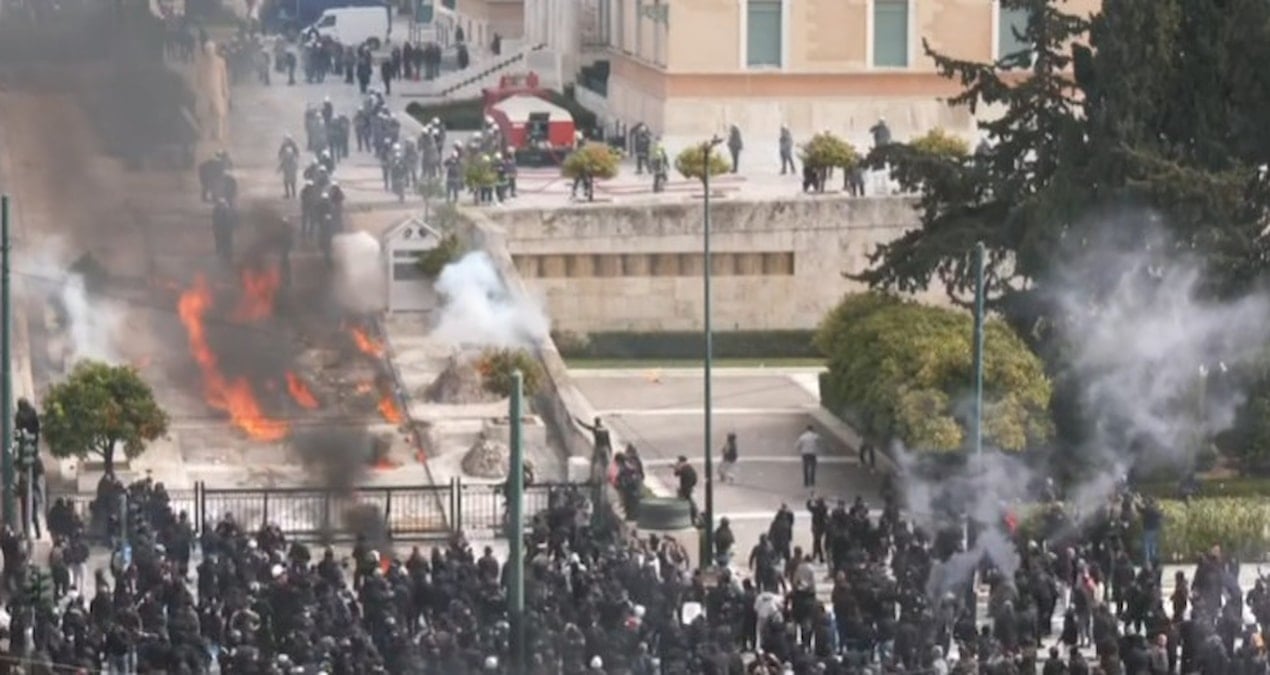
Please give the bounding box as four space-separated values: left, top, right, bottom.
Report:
402 43 550 100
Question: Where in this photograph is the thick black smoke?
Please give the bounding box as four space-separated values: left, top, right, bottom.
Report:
291 424 394 555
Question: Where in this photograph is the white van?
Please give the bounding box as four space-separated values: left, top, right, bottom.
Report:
307 6 391 50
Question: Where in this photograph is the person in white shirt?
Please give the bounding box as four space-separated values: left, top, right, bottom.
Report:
795 425 820 488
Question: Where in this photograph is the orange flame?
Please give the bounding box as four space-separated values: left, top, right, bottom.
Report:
232 264 282 322
378 393 404 424
350 326 384 358
374 457 402 470
178 275 289 442
285 371 320 409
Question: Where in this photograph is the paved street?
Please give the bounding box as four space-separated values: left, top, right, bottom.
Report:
570 367 884 552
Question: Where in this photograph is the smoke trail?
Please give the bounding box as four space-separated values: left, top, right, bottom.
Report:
332 232 387 315
432 251 549 348
21 240 125 366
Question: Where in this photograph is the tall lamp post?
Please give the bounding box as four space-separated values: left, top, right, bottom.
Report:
701 136 723 563
971 241 986 458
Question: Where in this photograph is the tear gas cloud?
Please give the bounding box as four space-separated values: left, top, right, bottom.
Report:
909 216 1270 596
432 251 549 348
1049 226 1270 472
332 232 387 315
21 238 125 366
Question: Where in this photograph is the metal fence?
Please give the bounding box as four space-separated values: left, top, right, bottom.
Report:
50 480 590 541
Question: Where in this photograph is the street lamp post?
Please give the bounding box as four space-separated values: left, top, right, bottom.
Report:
702 137 723 564
971 242 986 457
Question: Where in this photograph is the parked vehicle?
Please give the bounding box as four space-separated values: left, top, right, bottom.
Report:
305 5 391 49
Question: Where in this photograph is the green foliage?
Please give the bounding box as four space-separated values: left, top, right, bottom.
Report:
551 330 819 360
859 0 1270 308
23 568 54 616
478 349 544 398
463 154 499 190
674 144 731 183
42 360 169 475
909 127 970 159
561 144 621 181
815 292 1052 452
417 177 445 201
799 132 860 171
1157 498 1270 561
417 233 464 280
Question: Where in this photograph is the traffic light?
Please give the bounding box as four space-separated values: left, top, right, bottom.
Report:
13 429 34 471
23 568 53 612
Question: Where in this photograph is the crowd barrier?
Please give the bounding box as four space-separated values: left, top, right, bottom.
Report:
50 479 590 541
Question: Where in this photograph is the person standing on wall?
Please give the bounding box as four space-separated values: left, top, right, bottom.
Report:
796 425 821 488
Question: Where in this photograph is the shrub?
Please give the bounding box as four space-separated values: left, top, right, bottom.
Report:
561 144 621 181
463 154 499 192
800 132 861 171
816 292 1052 452
675 144 731 183
417 233 464 280
1157 498 1270 562
552 330 818 360
910 127 971 160
478 349 545 398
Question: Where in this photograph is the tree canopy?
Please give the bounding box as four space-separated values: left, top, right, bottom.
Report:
857 0 1270 317
42 360 170 475
852 0 1270 468
561 144 621 184
675 144 730 183
815 293 1053 453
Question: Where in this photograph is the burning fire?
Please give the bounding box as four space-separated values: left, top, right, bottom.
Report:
378 393 404 424
232 264 282 322
285 371 320 410
349 326 384 358
178 275 290 442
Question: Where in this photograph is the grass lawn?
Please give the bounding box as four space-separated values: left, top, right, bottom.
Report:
565 357 826 370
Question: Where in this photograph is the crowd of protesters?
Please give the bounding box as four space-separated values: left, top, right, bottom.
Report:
0 435 1263 675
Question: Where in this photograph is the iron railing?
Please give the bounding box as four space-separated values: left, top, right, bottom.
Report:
50 480 590 541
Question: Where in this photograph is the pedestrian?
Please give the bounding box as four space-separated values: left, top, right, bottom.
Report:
779 125 795 175
796 424 820 488
719 431 739 483
727 124 743 173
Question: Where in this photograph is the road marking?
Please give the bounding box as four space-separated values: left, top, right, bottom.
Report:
600 407 816 417
642 456 860 468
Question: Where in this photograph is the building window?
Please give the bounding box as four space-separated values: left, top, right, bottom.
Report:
746 0 782 68
997 5 1032 66
872 0 909 68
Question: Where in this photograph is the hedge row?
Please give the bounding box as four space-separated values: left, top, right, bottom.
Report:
1022 498 1270 562
552 330 819 360
1137 477 1270 500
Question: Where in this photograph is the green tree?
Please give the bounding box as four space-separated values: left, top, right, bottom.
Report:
42 360 170 475
477 349 544 398
675 143 730 183
562 144 621 181
463 154 499 202
799 132 860 193
815 292 1052 452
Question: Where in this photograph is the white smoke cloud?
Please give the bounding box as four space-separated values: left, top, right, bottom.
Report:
908 214 1270 597
1049 223 1270 473
332 231 387 315
432 251 549 349
19 237 125 367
